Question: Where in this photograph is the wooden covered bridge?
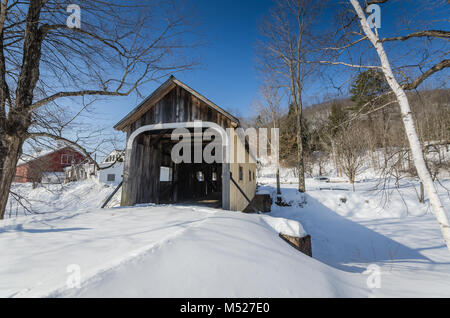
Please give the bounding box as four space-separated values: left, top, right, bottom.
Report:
114 76 256 211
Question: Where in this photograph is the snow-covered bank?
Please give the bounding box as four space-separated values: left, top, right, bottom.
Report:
260 178 450 297
5 180 121 218
0 204 367 298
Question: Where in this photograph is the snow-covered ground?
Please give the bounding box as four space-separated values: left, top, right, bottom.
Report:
6 180 121 217
261 178 450 297
1 202 367 298
1 172 450 297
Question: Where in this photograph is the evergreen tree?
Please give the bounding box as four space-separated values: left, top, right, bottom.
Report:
327 102 348 137
350 69 390 109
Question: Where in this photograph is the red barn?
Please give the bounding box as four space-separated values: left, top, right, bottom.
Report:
14 147 86 183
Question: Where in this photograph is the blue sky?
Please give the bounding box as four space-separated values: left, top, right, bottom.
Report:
98 0 274 129
179 0 273 117
86 0 449 147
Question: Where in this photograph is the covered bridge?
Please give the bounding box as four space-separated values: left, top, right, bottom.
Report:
114 76 256 211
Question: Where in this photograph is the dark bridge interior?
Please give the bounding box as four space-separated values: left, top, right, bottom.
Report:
130 128 223 208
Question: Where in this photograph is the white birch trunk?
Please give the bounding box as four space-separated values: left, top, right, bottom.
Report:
349 0 450 250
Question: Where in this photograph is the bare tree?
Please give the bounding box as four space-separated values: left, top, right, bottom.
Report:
0 0 198 219
258 0 323 193
335 123 367 191
254 79 285 197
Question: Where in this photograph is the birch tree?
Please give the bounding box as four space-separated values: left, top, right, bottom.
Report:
348 0 450 250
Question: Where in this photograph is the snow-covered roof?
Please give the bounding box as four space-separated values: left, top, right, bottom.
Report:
17 146 82 166
17 148 59 166
98 161 124 169
103 150 125 164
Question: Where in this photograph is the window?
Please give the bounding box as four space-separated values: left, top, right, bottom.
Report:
196 171 204 182
107 174 115 182
212 172 217 181
61 154 73 165
160 167 172 182
239 166 243 181
249 170 252 181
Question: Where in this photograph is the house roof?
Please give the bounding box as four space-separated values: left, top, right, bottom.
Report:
114 76 240 131
104 149 125 157
17 146 83 166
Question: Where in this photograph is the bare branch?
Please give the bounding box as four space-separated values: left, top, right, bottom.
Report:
403 59 450 90
380 30 450 43
29 89 128 112
304 60 381 69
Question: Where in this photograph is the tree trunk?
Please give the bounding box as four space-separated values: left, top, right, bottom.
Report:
0 1 45 219
331 140 340 177
350 0 450 251
295 100 306 193
382 108 390 169
407 149 412 173
367 113 378 170
276 167 281 195
0 134 24 219
419 182 425 204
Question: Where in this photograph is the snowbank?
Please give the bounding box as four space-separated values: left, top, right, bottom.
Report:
6 180 120 218
0 204 367 298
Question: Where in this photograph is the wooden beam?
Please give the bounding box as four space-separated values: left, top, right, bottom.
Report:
229 172 259 213
150 129 171 147
101 181 123 208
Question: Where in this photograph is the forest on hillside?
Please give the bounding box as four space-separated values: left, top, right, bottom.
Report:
247 72 449 187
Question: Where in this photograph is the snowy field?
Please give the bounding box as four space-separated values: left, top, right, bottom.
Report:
261 178 450 298
1 201 367 298
1 175 450 297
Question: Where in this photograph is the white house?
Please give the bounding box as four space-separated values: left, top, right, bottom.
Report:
98 161 124 184
64 150 124 184
97 150 124 184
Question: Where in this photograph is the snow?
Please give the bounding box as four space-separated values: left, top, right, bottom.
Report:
0 203 367 298
6 180 119 216
259 177 450 297
261 215 306 237
2 167 450 297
